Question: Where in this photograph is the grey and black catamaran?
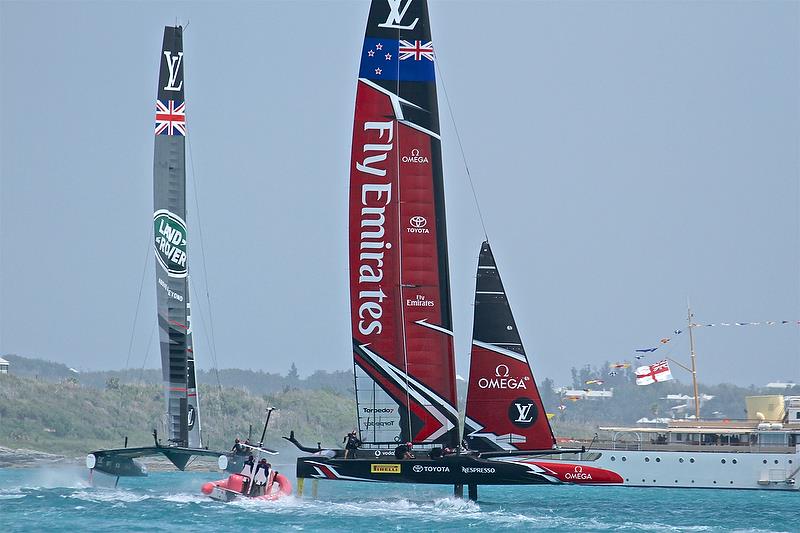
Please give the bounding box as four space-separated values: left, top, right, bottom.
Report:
286 0 622 500
87 26 224 479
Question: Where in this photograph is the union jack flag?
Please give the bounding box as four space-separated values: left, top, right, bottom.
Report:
399 40 434 61
155 99 186 136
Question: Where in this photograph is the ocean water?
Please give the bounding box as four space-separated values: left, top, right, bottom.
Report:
0 465 796 532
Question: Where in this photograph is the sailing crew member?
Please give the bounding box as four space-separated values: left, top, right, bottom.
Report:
403 442 415 459
343 430 361 459
231 438 245 455
241 455 255 495
395 442 415 459
252 458 269 496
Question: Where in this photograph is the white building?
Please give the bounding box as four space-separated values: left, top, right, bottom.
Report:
765 382 797 390
0 357 9 374
562 389 613 400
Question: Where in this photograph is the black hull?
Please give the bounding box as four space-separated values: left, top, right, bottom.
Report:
297 454 558 486
88 445 224 477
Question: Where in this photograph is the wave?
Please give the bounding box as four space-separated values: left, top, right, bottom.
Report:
65 489 151 504
161 492 209 504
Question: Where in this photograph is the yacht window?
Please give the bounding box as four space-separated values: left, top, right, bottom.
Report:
758 433 787 446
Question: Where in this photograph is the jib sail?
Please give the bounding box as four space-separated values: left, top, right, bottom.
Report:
463 241 556 452
349 0 459 448
153 25 201 448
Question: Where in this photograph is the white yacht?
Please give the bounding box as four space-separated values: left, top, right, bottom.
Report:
535 395 800 490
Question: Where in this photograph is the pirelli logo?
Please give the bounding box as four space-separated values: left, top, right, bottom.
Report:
370 463 401 474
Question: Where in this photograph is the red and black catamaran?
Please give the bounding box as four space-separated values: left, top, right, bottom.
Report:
287 0 622 500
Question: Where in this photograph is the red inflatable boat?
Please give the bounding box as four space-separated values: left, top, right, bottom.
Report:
201 472 292 502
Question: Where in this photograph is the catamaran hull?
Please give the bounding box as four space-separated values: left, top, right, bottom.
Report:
296 455 622 486
532 449 800 490
87 446 226 477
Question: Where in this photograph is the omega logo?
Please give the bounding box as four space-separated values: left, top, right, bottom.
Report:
402 148 430 164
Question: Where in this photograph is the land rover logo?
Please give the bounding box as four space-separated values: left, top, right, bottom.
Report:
154 209 188 278
509 397 538 428
187 406 196 430
410 216 427 228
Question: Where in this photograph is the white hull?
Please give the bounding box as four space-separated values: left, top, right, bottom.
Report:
539 448 800 490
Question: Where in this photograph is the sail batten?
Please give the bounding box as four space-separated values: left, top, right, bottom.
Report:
154 26 201 448
464 242 556 452
349 0 458 448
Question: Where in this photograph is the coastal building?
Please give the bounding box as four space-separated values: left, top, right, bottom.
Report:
561 389 614 400
0 357 9 374
766 381 797 390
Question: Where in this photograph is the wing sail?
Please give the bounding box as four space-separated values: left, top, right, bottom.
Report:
349 0 459 448
153 26 201 448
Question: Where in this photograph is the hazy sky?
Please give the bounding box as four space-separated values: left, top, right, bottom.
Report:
1 0 798 388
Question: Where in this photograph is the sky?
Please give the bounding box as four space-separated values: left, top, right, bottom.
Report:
1 0 798 388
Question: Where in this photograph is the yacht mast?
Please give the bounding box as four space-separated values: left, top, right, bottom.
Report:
687 304 701 420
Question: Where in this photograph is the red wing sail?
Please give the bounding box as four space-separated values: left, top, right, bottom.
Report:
349 0 459 448
464 242 556 452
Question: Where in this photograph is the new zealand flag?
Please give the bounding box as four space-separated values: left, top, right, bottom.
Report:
358 37 435 82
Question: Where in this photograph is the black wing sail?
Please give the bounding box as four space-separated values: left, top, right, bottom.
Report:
153 25 201 448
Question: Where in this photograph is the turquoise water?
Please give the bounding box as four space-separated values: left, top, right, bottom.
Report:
0 465 796 532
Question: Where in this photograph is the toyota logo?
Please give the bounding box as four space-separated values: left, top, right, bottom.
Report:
413 464 423 473
410 216 427 228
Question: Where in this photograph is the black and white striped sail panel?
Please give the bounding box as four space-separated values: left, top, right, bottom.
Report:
349 0 459 448
463 242 556 452
153 25 201 448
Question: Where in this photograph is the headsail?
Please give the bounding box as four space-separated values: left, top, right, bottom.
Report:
153 26 201 448
463 241 556 452
349 0 459 448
